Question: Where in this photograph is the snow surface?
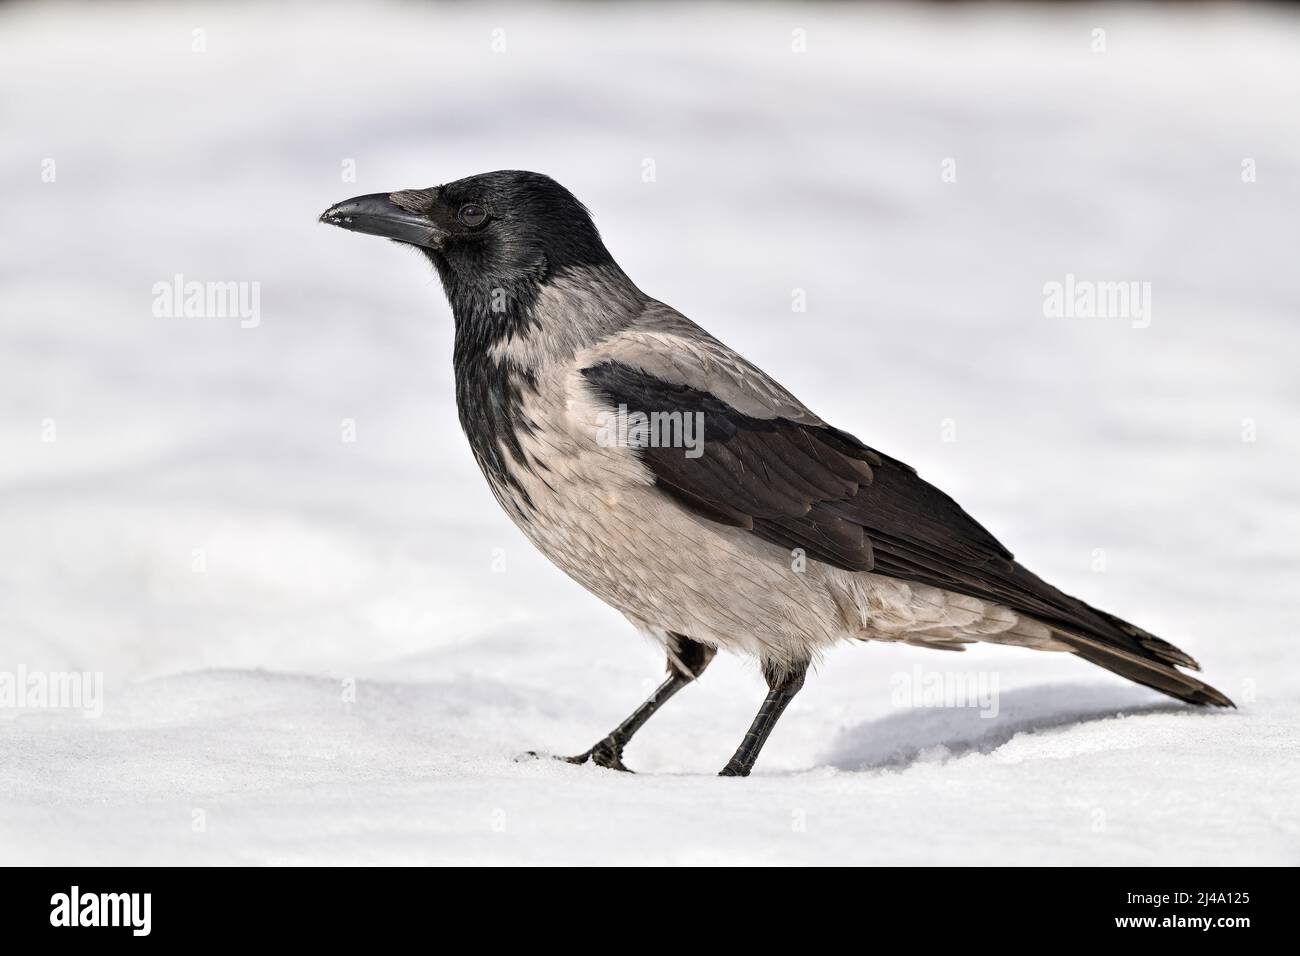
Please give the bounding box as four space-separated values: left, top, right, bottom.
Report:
1 0 1298 865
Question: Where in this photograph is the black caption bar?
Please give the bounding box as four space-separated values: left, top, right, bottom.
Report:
0 866 1284 943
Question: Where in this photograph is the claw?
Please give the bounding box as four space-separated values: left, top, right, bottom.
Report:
518 741 632 772
565 741 633 772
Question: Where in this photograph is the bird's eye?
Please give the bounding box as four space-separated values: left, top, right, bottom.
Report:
458 203 487 227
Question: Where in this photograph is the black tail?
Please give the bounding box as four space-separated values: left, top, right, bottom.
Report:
1052 629 1234 708
985 563 1235 708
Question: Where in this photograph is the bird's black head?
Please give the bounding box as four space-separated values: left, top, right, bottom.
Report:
320 170 614 306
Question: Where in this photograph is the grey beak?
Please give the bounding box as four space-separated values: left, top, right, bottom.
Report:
319 193 447 249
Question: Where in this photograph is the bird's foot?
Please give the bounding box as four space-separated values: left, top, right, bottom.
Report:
518 737 632 772
564 737 632 772
519 737 632 772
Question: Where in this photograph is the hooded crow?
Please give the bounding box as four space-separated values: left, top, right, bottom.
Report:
320 171 1232 777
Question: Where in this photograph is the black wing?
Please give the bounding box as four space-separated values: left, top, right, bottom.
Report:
584 360 1018 580
583 360 1231 706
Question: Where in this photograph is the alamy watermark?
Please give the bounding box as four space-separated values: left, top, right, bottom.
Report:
50 886 150 936
890 665 999 718
595 404 705 458
152 273 260 328
1043 273 1151 329
0 665 103 718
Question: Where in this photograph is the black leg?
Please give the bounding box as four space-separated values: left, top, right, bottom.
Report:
564 634 715 772
718 659 807 777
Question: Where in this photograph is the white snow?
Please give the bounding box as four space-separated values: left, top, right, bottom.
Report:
1 0 1298 865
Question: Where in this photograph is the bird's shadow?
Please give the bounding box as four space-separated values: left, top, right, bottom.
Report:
819 683 1194 772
